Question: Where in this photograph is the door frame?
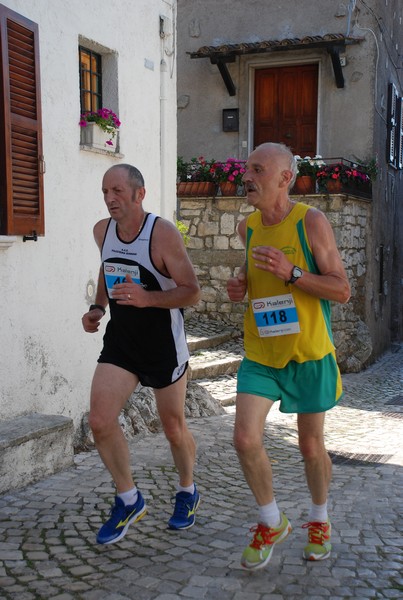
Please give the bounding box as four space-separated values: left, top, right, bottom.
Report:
238 54 323 157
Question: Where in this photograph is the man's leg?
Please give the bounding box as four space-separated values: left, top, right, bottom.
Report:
89 363 139 492
89 363 147 545
233 393 274 505
154 374 198 529
297 412 332 505
298 412 332 560
154 373 195 486
234 393 292 570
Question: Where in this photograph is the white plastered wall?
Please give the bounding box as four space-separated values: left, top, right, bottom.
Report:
0 0 177 440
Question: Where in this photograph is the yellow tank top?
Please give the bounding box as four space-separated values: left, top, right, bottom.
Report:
244 202 335 368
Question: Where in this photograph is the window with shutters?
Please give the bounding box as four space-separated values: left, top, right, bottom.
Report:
78 36 119 153
396 96 403 171
386 82 403 171
0 4 44 236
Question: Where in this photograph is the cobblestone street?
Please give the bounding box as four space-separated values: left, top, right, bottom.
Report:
0 344 402 599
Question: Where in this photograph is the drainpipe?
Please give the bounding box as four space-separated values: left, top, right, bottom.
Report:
346 0 357 36
160 57 168 219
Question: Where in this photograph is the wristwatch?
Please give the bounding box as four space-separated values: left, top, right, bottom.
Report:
89 304 106 315
286 266 303 285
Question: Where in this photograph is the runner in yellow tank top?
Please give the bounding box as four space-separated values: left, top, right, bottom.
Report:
227 143 350 570
244 203 335 368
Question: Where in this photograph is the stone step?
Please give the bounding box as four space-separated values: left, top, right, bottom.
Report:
185 319 243 405
0 413 74 494
186 318 240 352
188 338 243 380
193 374 238 406
187 329 235 352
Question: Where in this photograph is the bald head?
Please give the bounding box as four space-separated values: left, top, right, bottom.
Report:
252 143 297 190
105 164 145 191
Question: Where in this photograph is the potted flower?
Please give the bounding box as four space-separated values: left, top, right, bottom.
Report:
79 108 121 148
176 156 217 197
212 158 246 196
293 155 324 194
177 156 189 183
316 160 371 195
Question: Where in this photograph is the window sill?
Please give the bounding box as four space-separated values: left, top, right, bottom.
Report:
0 235 17 249
80 144 124 158
80 144 125 158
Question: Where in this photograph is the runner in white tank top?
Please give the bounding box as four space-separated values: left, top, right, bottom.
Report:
82 164 201 543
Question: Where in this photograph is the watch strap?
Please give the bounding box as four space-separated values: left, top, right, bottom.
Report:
285 266 302 286
89 304 106 315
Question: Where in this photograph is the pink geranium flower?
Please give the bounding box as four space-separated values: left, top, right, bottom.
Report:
79 107 120 147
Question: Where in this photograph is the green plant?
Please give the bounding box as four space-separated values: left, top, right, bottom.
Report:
176 219 190 246
177 157 189 182
211 158 246 185
79 108 121 146
316 161 371 188
189 156 217 182
294 155 325 178
177 156 217 182
360 157 378 182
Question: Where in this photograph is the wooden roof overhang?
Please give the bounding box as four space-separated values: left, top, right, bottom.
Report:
188 33 363 95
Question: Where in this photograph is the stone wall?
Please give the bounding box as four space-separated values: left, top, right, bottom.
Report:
178 193 373 373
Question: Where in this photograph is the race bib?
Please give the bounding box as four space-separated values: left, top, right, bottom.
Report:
252 293 300 337
104 263 141 298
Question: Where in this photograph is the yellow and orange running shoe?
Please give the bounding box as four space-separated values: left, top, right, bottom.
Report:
302 519 332 560
241 513 292 570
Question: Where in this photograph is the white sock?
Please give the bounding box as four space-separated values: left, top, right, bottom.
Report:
308 501 328 523
258 498 281 528
118 487 138 506
177 483 195 495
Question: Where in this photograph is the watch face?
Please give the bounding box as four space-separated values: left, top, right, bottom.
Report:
293 267 302 278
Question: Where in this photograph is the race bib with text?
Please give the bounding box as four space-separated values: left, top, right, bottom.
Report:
104 263 141 298
252 293 300 337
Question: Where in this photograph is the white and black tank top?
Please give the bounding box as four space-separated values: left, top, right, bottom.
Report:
100 214 189 373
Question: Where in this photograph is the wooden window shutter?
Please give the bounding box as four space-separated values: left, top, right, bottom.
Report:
0 5 44 236
386 82 398 169
397 96 403 171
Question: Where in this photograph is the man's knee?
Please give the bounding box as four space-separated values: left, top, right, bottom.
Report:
88 402 119 438
161 414 186 446
233 428 261 457
299 436 325 461
88 411 107 437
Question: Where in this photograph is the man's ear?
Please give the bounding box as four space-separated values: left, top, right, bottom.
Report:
281 170 293 188
134 186 146 202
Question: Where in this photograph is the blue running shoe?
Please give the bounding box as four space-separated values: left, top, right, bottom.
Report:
96 491 147 544
168 486 200 530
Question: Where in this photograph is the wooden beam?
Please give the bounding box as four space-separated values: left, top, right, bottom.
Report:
210 56 236 96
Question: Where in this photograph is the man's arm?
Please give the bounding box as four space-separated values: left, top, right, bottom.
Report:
82 219 109 333
251 209 351 304
227 218 248 302
111 219 200 309
295 208 351 303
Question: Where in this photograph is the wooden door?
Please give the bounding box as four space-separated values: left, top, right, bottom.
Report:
254 64 318 156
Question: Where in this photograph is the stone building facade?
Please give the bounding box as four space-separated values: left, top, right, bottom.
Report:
179 191 372 373
176 0 403 363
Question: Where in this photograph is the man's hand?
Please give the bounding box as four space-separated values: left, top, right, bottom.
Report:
252 246 293 282
227 270 247 302
111 274 149 307
82 307 105 333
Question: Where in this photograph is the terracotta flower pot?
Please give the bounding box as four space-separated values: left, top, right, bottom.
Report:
219 182 238 196
326 179 343 193
293 176 316 194
177 182 217 197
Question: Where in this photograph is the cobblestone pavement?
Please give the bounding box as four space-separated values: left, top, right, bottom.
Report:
0 344 402 599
